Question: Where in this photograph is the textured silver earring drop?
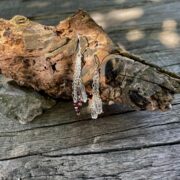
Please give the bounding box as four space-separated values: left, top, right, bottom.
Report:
72 35 87 115
89 55 103 119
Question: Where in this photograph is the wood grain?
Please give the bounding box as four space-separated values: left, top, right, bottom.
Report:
0 0 179 179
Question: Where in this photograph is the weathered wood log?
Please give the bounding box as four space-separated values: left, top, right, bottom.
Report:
0 10 179 117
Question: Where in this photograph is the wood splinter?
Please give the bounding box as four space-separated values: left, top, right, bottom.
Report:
0 10 179 119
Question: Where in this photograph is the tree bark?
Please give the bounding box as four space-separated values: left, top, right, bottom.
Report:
0 10 179 112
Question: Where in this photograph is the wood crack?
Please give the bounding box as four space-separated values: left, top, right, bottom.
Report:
22 174 65 180
2 141 179 162
41 141 180 158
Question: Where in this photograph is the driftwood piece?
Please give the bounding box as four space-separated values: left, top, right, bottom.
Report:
0 10 179 115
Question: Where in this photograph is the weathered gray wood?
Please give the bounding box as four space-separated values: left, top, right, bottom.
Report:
0 101 180 179
0 0 176 20
0 101 180 159
0 97 179 179
0 0 180 179
1 145 180 180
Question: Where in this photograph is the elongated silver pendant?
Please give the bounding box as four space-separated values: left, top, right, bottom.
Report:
90 56 103 119
72 35 87 115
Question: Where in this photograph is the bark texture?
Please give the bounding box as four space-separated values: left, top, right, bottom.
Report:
0 10 179 112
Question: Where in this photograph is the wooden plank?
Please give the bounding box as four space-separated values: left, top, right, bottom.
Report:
0 145 180 179
0 0 176 20
0 102 179 179
0 99 179 158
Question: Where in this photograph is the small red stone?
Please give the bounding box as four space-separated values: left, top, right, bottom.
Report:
78 102 82 106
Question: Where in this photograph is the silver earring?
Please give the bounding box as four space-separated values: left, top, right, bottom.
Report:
90 55 103 119
72 35 87 115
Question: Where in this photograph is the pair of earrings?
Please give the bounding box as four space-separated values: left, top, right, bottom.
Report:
72 35 103 119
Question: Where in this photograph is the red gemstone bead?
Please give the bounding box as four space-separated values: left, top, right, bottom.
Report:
78 102 82 106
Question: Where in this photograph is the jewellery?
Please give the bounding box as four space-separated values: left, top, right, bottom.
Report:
72 35 103 118
72 35 87 115
89 55 103 119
